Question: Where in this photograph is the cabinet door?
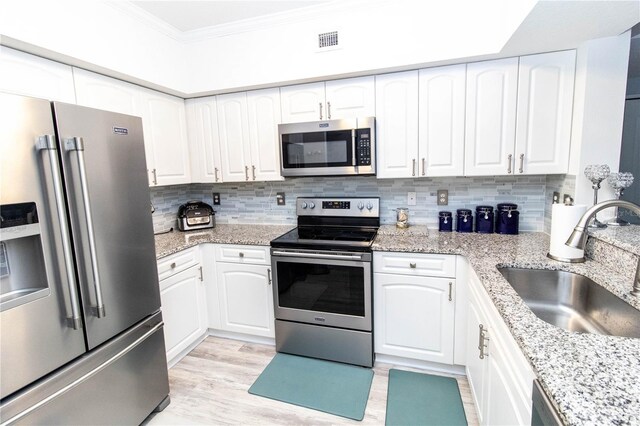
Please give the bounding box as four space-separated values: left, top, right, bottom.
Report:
465 58 518 176
217 92 253 182
217 262 274 337
140 90 191 186
247 88 283 181
74 68 141 116
160 265 207 362
418 65 466 177
280 82 325 123
374 273 455 364
465 289 489 424
0 46 76 103
515 50 575 175
186 97 223 183
324 76 375 119
375 71 419 178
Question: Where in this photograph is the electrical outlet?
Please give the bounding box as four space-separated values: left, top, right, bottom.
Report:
552 191 560 205
276 192 286 206
407 192 417 206
437 189 449 206
212 192 220 205
563 193 573 205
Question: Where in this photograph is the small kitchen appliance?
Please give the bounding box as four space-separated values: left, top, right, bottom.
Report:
475 205 494 233
456 209 473 233
270 197 379 367
278 117 375 177
177 201 215 231
439 211 453 232
496 203 520 234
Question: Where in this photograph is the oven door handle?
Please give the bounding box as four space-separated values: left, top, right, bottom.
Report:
272 250 364 261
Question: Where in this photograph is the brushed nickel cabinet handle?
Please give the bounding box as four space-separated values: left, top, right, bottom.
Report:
327 101 331 119
214 167 219 182
252 165 256 180
412 159 416 177
319 102 323 120
448 282 453 301
152 168 158 185
409 262 417 268
244 166 249 181
170 262 176 269
479 324 489 359
239 252 244 258
507 154 513 174
198 266 203 281
422 158 426 176
267 268 272 285
519 153 524 174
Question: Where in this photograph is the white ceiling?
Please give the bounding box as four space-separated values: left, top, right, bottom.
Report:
131 0 333 32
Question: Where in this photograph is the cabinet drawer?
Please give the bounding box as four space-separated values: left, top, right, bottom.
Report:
373 252 456 277
157 247 200 281
215 244 270 265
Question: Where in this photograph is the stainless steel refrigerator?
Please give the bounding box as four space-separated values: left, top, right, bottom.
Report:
0 92 170 424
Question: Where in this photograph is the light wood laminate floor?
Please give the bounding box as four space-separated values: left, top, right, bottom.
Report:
145 336 479 425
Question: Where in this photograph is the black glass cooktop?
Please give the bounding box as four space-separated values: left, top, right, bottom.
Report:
271 226 378 250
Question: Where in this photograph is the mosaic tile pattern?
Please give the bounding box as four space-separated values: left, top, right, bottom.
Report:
544 174 577 233
150 175 551 233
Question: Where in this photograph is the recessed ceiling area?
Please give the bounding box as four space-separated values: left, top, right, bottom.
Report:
131 0 333 32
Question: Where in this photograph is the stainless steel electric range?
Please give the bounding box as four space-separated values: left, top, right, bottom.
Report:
270 197 380 367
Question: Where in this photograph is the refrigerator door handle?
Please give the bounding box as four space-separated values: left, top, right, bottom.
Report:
36 135 83 330
65 137 106 318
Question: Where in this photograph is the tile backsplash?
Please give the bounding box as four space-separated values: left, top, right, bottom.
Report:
150 175 565 234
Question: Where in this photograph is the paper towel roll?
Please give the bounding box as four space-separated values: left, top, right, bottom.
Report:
548 204 588 261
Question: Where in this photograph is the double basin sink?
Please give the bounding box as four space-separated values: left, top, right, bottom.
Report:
498 268 640 339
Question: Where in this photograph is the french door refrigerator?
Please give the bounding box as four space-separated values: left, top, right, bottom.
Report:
0 92 169 424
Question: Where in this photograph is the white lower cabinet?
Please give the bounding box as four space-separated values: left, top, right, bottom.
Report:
465 267 535 426
158 252 207 364
373 252 456 364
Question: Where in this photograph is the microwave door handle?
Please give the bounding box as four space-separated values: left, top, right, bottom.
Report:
352 129 356 167
36 135 83 330
65 137 106 318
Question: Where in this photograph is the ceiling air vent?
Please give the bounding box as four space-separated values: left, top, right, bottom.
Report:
318 31 339 49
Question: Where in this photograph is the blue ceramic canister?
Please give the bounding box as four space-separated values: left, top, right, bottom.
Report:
496 203 519 235
456 209 473 233
475 205 494 234
438 211 453 232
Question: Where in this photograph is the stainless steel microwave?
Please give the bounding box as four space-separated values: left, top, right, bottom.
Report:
278 117 375 177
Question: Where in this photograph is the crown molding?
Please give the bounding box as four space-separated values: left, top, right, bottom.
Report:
105 1 184 41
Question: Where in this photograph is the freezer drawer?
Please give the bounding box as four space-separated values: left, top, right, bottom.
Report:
0 312 169 425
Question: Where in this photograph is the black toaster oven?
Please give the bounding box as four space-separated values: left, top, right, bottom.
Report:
177 201 215 231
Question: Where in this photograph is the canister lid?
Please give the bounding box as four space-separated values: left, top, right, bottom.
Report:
475 205 494 212
497 203 518 211
439 211 452 217
456 208 472 214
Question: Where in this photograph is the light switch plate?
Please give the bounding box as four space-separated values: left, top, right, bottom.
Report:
276 192 286 206
437 189 449 206
407 192 417 206
212 193 220 205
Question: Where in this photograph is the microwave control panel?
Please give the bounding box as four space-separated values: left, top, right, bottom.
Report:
356 129 371 166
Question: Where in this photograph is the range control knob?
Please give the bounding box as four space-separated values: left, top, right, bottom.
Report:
301 202 308 209
366 202 373 211
309 202 316 209
357 202 364 210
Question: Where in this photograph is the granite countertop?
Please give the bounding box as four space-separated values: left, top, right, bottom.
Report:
373 231 640 426
588 225 640 257
154 224 293 259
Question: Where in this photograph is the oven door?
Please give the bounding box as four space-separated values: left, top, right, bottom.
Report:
270 248 372 331
279 119 357 177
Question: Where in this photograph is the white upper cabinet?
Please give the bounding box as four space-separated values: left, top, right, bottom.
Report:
74 68 141 116
247 88 283 181
465 58 519 176
280 77 375 123
0 46 76 103
324 76 375 119
418 64 466 177
375 71 419 178
217 92 252 182
139 89 191 186
515 50 576 175
186 97 223 183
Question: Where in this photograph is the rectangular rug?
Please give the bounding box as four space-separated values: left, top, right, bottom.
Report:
385 369 468 426
248 353 374 421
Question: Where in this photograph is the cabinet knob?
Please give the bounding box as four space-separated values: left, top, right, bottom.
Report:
409 263 416 269
170 262 176 269
239 252 244 258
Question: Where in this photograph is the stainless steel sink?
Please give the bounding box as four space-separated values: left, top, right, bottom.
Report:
498 268 640 338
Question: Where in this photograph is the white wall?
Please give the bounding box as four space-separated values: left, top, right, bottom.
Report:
569 32 631 217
